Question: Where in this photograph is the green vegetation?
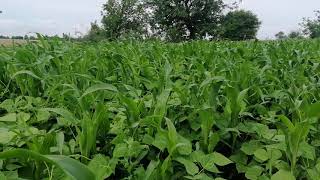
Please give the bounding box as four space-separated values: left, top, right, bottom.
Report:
86 0 261 41
221 10 261 40
1 36 320 179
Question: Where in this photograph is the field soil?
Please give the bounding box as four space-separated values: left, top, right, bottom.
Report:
0 39 28 46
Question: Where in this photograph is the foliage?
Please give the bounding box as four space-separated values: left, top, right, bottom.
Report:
288 31 304 39
88 0 148 40
275 31 287 39
276 31 304 40
302 11 320 38
221 10 261 40
147 0 225 41
84 22 107 42
1 36 320 179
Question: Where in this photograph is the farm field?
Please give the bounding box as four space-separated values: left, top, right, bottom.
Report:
0 38 320 180
0 39 29 46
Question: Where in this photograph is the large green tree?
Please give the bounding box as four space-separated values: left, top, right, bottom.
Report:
87 0 148 40
302 11 320 38
103 0 148 39
220 10 261 40
148 0 225 41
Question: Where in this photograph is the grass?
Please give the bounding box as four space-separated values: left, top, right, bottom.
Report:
0 36 320 180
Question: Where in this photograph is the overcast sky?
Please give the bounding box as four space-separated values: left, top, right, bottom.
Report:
1 0 320 39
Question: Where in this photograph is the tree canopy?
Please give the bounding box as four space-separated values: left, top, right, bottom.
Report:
86 0 261 42
220 10 261 40
148 0 225 41
302 11 320 38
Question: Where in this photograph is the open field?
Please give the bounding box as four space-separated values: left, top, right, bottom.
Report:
0 38 320 179
0 39 29 46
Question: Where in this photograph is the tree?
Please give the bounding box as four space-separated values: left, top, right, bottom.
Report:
220 10 261 40
148 0 225 41
301 10 320 38
288 30 303 39
275 31 287 39
85 22 106 41
100 0 148 40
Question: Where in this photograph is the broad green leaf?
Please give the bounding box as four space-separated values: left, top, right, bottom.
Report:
307 168 320 180
304 102 320 118
254 149 269 162
212 152 233 166
44 108 79 125
113 143 128 158
199 109 215 147
175 157 199 176
0 149 95 180
299 141 315 160
153 88 171 127
0 113 16 122
241 141 263 155
161 156 171 177
80 83 118 98
144 160 159 180
36 109 50 122
271 170 295 180
208 132 220 153
11 70 41 80
185 173 213 180
17 112 30 122
152 131 168 151
199 154 220 173
166 118 178 154
0 128 16 144
278 115 294 132
245 166 263 180
88 154 117 180
176 135 192 155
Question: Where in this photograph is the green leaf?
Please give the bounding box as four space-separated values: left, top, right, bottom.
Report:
212 152 233 166
88 154 117 180
254 149 269 162
176 135 192 155
241 141 262 155
175 157 199 176
304 102 320 118
144 160 159 180
245 166 263 180
113 143 128 158
185 173 213 180
208 132 220 153
152 131 168 151
199 109 215 147
36 109 50 122
0 149 95 180
154 89 171 127
0 128 16 145
278 115 294 132
44 108 79 125
11 70 41 80
80 83 118 98
199 154 220 173
166 118 178 154
299 141 315 160
271 170 295 180
161 156 171 177
307 168 320 180
0 113 16 122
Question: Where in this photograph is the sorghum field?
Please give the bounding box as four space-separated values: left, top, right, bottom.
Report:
1 36 320 180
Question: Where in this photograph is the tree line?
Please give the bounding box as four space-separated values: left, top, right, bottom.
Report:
85 0 261 42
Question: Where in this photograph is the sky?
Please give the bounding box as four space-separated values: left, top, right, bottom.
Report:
1 0 320 39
